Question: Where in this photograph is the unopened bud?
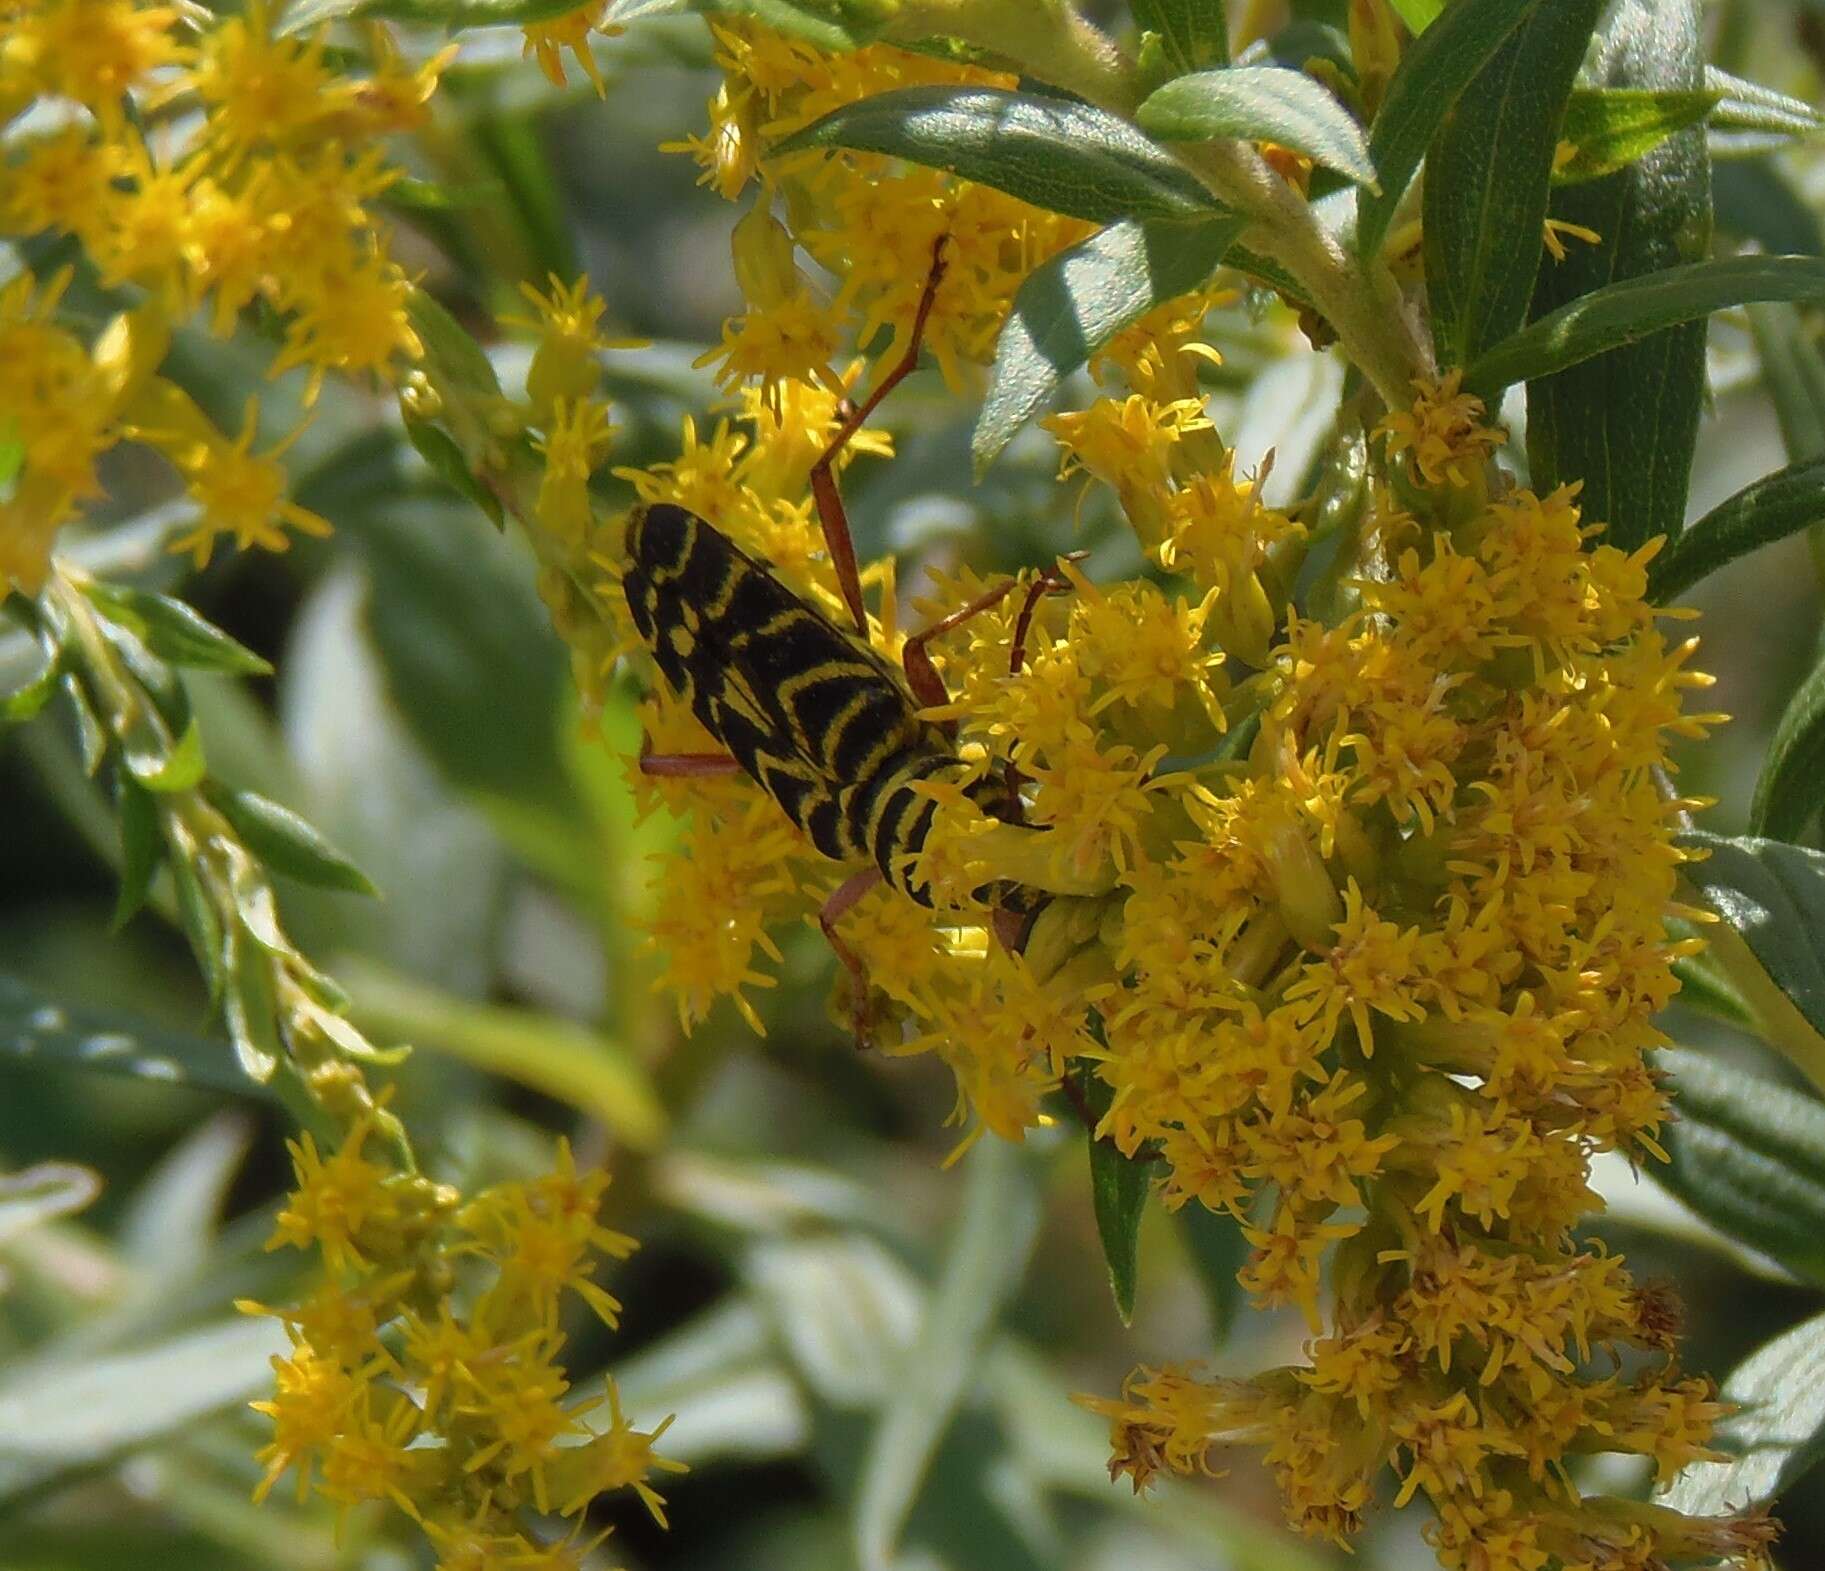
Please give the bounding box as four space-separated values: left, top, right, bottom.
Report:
731 203 802 312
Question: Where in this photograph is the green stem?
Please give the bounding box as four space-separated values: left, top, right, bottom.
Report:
1169 142 1429 408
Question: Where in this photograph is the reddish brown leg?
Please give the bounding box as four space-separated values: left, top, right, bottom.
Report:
639 749 745 777
900 554 1085 713
810 235 953 636
820 868 883 1046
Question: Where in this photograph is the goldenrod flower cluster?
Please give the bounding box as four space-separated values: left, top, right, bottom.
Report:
669 21 1094 392
247 1113 681 1566
585 22 1772 1571
0 0 438 589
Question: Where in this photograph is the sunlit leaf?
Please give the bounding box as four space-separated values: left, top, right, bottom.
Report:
1659 1308 1825 1514
1356 0 1539 259
776 86 1224 223
1423 0 1604 369
973 215 1244 470
1137 66 1375 186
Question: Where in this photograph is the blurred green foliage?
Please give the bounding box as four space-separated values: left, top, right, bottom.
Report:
6 0 1825 1566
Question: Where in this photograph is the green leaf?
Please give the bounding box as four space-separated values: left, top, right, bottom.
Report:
1715 160 1823 257
1651 456 1825 604
128 717 207 794
1658 1307 1825 1515
117 1112 250 1281
1175 1198 1248 1343
695 0 871 51
1073 1065 1152 1326
167 846 225 1003
0 971 251 1094
0 639 61 723
279 0 584 28
852 1137 1042 1571
338 503 598 895
340 958 666 1150
1136 67 1375 187
62 673 106 774
1749 301 1825 462
775 87 1224 224
972 214 1245 471
467 104 579 289
222 919 283 1083
1386 0 1442 29
1705 64 1824 143
1554 87 1718 184
1525 0 1710 557
1756 646 1825 844
0 1162 100 1246
1652 1046 1825 1286
1129 0 1228 74
403 418 504 526
406 287 504 401
0 1318 286 1471
1467 255 1825 397
82 583 271 676
113 772 163 927
1422 0 1604 370
1679 831 1825 1092
203 783 378 897
1356 0 1539 260
381 176 503 213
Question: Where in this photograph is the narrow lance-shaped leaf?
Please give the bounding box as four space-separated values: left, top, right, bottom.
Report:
1739 305 1825 842
279 0 587 29
1466 255 1825 397
82 583 271 676
1756 637 1825 844
1658 1307 1825 1516
1553 87 1718 185
1072 1063 1153 1325
1679 831 1825 1092
1651 455 1825 603
1356 0 1539 260
973 214 1245 471
0 640 62 723
113 772 164 928
1749 300 1825 463
1652 1046 1825 1287
1136 66 1376 187
852 1137 1042 1570
1526 0 1710 556
1422 0 1604 370
0 972 257 1095
204 783 379 897
774 86 1225 224
1705 64 1824 143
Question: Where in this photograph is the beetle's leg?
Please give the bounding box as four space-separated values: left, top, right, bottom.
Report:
820 867 884 1046
900 553 1086 713
810 235 951 636
638 749 744 777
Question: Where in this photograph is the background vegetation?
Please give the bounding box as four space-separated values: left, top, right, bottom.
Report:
5 1 1825 1567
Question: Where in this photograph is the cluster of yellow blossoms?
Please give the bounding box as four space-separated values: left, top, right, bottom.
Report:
0 0 437 589
250 1116 680 1564
4 3 685 1559
573 21 1775 1571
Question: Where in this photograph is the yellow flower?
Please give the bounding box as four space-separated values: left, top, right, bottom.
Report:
522 0 623 95
128 390 333 565
2 0 184 122
1379 372 1505 488
592 31 1743 1568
